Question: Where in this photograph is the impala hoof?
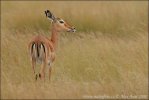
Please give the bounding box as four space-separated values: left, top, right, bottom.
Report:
39 73 41 79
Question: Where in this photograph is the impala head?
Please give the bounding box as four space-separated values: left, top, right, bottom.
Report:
45 10 76 32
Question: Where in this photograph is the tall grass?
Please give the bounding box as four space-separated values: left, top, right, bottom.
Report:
1 1 148 99
2 1 148 35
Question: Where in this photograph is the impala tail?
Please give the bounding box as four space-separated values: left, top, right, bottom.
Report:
30 42 46 63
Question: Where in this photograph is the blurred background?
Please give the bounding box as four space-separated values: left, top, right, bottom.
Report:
2 1 148 35
1 1 148 99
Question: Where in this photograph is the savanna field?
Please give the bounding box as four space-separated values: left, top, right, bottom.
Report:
1 1 148 99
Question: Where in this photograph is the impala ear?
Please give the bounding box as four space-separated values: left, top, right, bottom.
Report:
45 10 56 21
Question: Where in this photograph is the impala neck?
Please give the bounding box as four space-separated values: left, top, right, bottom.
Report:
51 28 59 49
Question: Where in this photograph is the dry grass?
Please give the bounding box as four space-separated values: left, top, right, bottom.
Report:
1 1 148 99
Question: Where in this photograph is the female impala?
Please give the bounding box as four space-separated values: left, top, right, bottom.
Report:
28 10 76 81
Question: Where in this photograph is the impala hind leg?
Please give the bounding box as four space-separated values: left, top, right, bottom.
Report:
31 58 36 74
39 62 46 81
31 58 37 80
32 59 38 81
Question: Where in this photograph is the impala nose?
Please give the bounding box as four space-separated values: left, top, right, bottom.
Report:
72 27 76 32
67 27 76 32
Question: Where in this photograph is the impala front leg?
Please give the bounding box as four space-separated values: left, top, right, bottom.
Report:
48 52 55 81
47 54 54 81
49 66 52 81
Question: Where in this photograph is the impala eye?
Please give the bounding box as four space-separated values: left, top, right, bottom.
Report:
59 20 64 23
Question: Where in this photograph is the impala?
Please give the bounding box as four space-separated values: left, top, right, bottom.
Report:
28 10 76 81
